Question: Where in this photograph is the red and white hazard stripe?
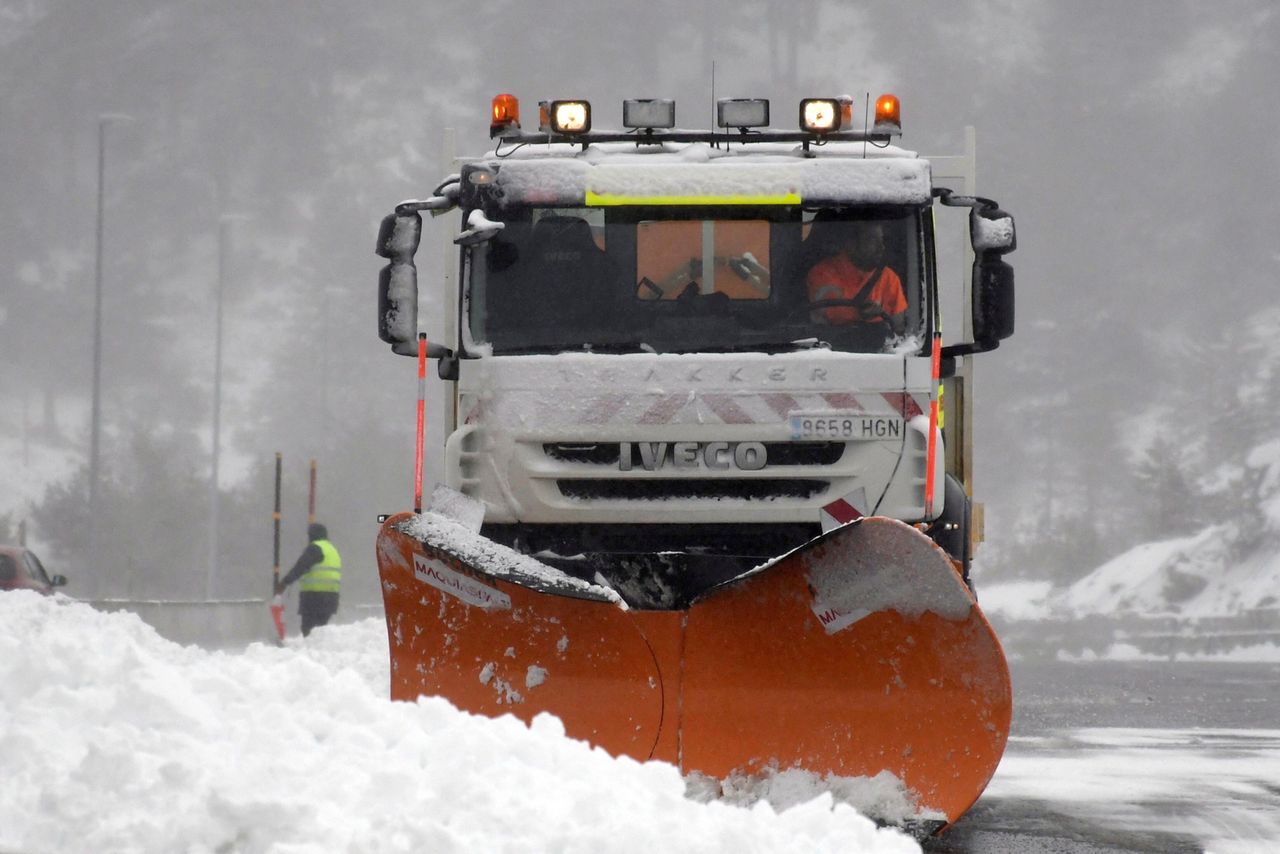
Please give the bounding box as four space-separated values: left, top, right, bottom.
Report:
459 390 930 428
821 487 868 532
627 391 926 426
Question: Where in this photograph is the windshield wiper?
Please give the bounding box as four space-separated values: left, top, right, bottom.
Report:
493 342 651 356
699 336 831 354
493 338 828 356
579 342 652 354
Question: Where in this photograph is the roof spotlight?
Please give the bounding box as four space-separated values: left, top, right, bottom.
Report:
549 100 591 134
623 99 676 130
800 98 841 133
716 98 770 129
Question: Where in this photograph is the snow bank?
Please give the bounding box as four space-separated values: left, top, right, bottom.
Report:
976 580 1053 622
983 531 1280 661
0 592 918 854
1060 526 1229 617
1059 525 1280 618
1058 642 1280 664
1247 438 1280 530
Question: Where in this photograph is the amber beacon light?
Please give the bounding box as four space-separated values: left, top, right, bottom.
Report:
490 93 520 137
874 94 901 132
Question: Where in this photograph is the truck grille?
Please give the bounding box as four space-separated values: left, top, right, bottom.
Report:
543 442 845 467
556 479 829 501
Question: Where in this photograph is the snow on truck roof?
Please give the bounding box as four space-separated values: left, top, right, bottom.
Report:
471 141 933 207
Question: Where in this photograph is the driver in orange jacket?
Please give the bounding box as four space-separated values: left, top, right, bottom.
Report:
806 220 907 333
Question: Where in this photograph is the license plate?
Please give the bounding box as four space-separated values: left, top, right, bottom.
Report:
789 413 903 441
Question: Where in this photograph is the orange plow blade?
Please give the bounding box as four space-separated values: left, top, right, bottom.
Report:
680 516 1011 829
377 513 1011 833
378 513 667 761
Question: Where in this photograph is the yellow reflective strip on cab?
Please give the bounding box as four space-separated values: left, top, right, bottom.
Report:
585 191 801 206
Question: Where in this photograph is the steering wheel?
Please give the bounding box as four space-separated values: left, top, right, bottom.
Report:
790 298 882 323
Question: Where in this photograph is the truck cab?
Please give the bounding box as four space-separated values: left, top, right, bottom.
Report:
377 94 1015 595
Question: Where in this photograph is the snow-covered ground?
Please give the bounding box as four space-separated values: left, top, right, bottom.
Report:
0 592 918 854
7 589 1280 853
992 728 1280 854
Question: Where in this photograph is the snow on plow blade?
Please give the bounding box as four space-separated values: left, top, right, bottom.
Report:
377 513 1011 832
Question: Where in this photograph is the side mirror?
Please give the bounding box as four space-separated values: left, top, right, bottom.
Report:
972 257 1014 345
376 212 422 357
969 205 1015 348
50 574 68 588
970 207 1016 254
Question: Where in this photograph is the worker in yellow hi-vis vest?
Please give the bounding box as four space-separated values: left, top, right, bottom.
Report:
276 522 342 636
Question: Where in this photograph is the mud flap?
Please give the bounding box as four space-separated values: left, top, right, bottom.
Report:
681 516 1011 825
377 513 667 761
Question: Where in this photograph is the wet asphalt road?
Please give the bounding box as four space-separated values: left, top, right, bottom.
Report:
924 660 1280 854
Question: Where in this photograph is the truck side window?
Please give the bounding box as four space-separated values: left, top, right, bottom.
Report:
802 210 915 335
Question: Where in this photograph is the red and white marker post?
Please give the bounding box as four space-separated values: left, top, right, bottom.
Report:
414 333 427 514
269 451 286 643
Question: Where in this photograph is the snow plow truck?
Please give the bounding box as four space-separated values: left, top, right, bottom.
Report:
374 93 1016 837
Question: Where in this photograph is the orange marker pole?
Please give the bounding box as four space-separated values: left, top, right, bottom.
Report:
925 333 942 516
414 333 427 514
269 451 286 643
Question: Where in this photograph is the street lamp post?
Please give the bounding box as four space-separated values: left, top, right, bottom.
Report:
207 213 247 600
88 113 131 589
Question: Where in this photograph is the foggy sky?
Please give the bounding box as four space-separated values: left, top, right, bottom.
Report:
2 0 1277 599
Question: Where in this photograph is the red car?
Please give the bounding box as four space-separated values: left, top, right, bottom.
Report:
0 545 67 595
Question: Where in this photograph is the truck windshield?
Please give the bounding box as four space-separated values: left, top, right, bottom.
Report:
466 204 927 355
